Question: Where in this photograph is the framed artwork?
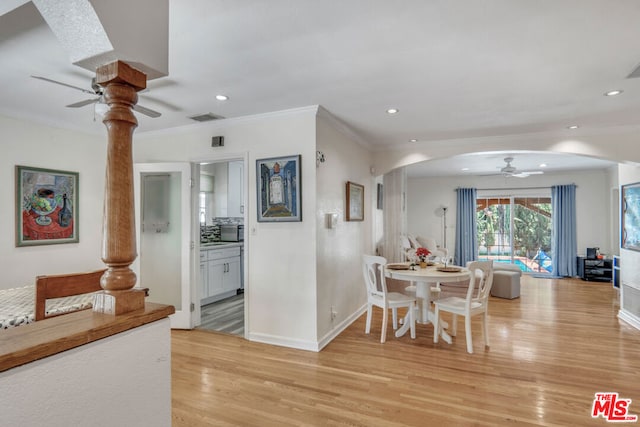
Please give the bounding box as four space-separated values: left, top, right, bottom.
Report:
256 155 301 222
16 165 79 246
377 183 383 210
622 181 640 252
346 181 364 221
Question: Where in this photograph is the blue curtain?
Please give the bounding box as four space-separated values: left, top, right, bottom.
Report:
551 184 577 277
455 188 477 266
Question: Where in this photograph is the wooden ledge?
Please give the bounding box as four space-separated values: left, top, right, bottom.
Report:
0 303 175 373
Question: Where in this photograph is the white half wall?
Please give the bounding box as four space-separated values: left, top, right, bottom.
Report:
0 318 172 427
0 115 106 289
407 168 614 260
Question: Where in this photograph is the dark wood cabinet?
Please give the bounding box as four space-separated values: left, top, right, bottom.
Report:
577 257 612 282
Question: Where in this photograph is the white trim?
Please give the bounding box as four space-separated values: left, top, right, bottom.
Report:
249 304 367 352
317 304 368 351
618 309 640 331
248 332 320 352
316 106 372 149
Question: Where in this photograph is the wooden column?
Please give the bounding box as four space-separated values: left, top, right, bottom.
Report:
93 60 147 315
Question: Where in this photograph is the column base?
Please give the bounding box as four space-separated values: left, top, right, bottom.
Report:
93 289 146 315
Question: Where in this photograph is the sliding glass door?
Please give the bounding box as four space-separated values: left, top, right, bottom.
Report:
477 195 552 274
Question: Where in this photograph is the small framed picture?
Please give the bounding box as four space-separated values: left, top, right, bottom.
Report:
16 165 79 246
256 155 301 222
346 181 364 221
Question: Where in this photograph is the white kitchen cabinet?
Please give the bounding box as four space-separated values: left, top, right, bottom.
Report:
227 161 244 217
199 251 208 302
200 245 241 305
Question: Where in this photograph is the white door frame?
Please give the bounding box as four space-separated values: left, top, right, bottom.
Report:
192 152 249 338
133 162 193 329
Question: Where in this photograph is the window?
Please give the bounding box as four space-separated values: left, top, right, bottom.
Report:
199 192 207 225
477 195 552 274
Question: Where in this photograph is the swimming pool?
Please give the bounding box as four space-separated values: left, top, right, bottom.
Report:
478 258 550 273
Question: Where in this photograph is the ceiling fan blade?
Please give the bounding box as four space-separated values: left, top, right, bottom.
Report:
66 98 99 108
133 104 161 118
31 75 95 95
512 171 544 178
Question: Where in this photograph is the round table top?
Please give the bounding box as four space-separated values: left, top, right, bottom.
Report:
385 263 469 283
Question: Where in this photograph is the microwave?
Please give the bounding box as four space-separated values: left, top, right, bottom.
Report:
220 224 244 242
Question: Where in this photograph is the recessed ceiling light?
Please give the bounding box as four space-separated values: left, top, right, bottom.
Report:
215 94 229 101
539 163 547 168
604 90 623 97
567 125 579 130
461 167 470 171
409 138 417 143
386 108 399 114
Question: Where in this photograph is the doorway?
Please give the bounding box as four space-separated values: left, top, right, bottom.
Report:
197 158 246 336
476 194 553 275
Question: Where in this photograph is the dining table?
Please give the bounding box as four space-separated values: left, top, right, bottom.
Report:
385 263 470 343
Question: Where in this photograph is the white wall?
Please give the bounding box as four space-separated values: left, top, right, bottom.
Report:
0 319 172 427
618 162 640 330
134 107 320 349
407 168 614 260
0 115 106 289
315 112 373 347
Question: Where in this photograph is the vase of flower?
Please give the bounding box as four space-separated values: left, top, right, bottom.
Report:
415 247 431 269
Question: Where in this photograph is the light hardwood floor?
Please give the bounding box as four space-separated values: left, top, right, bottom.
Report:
172 275 640 426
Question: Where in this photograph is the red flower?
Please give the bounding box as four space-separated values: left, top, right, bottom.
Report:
416 247 431 260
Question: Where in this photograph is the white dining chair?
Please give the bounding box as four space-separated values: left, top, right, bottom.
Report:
362 255 416 343
433 260 494 353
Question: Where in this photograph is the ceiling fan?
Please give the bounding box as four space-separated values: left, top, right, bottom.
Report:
497 157 544 178
31 75 161 118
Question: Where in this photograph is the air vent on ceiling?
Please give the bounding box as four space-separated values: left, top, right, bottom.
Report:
627 62 640 79
188 112 225 122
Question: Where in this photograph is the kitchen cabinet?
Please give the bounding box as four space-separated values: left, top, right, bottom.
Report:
227 161 244 217
200 245 241 305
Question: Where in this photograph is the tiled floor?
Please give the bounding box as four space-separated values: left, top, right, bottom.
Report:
199 293 244 336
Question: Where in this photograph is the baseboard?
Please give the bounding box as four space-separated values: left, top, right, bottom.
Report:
618 309 640 331
247 332 320 352
248 304 368 352
317 304 367 351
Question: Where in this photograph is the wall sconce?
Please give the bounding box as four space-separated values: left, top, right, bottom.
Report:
316 151 326 167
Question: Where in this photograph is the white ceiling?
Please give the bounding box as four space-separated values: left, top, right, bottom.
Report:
0 0 635 175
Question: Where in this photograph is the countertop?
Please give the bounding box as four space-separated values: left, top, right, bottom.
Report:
200 242 243 250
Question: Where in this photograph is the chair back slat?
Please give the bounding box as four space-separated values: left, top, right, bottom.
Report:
467 260 494 307
362 255 388 300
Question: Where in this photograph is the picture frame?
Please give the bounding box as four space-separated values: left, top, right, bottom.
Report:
346 181 364 221
256 155 301 222
622 181 640 252
16 165 79 246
